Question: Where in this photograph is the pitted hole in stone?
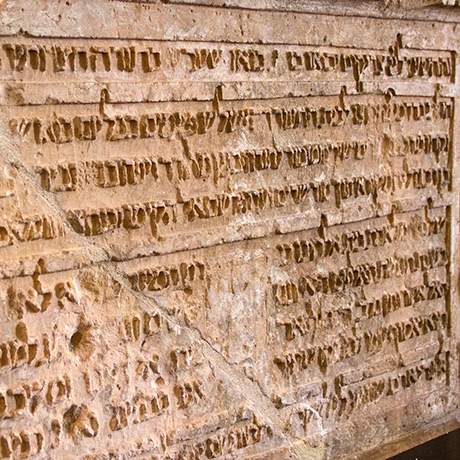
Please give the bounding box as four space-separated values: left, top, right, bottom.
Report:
63 404 99 439
70 330 83 349
69 325 95 360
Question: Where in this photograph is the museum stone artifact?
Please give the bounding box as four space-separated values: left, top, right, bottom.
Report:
0 0 459 458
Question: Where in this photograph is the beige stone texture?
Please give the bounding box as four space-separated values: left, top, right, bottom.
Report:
0 1 460 459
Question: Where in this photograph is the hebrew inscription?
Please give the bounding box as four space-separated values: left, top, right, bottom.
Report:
0 1 459 459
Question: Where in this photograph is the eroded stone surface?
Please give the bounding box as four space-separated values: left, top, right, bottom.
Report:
0 1 459 459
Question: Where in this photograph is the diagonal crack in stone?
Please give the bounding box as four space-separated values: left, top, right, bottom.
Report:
0 114 317 459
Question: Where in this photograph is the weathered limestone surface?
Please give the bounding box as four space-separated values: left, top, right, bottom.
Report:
0 1 460 459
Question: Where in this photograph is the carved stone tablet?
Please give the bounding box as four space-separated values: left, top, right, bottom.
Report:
0 1 459 459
